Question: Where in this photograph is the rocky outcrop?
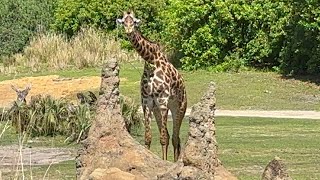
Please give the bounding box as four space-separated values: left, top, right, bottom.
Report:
76 59 237 179
183 82 218 171
89 168 136 180
158 82 237 180
262 157 292 180
76 59 171 179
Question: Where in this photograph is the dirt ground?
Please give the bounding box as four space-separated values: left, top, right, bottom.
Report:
0 145 75 172
0 75 101 108
0 75 116 169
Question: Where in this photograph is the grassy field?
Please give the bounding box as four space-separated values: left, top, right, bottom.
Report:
0 122 77 179
1 61 319 110
133 116 320 179
119 62 320 110
0 62 319 179
216 117 320 179
1 116 320 179
1 160 75 180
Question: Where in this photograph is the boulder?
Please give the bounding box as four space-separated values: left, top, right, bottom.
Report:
261 157 292 180
89 168 136 180
158 82 237 180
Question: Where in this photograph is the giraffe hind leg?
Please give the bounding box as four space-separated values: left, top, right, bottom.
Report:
170 101 187 162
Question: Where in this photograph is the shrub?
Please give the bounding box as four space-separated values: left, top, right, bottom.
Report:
53 0 167 42
120 95 142 134
0 0 56 57
161 0 291 71
159 0 319 75
14 27 140 72
3 95 88 140
2 93 142 142
6 101 30 133
279 0 320 75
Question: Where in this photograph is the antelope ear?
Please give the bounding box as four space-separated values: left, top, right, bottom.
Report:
116 18 124 24
26 84 32 90
11 84 19 92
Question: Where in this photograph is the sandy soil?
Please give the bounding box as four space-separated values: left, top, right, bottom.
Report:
0 75 101 108
0 75 107 168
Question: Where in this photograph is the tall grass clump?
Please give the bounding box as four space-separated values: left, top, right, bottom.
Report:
3 95 92 142
14 27 140 72
2 93 142 143
120 95 143 134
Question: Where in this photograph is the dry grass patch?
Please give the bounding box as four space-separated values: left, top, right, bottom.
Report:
12 28 140 72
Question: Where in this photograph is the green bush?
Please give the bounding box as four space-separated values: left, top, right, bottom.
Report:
53 0 167 41
279 0 320 75
4 95 64 136
160 0 319 75
161 0 291 71
0 0 56 57
3 95 91 142
120 95 142 134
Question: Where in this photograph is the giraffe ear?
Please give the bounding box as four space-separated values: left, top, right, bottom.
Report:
133 18 141 26
116 18 124 24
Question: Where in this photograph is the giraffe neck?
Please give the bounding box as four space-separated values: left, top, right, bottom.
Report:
128 30 163 64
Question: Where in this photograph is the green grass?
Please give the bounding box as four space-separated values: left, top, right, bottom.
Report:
216 116 320 179
0 67 99 82
1 116 320 179
1 160 75 180
1 61 319 110
0 122 78 148
118 61 320 110
133 116 320 179
0 121 76 179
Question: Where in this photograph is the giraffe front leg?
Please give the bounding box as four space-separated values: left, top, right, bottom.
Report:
143 105 152 149
153 107 169 161
159 107 169 160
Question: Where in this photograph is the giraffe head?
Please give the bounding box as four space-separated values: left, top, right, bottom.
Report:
116 11 141 34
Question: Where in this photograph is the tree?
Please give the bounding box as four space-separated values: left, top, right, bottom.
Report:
0 0 56 58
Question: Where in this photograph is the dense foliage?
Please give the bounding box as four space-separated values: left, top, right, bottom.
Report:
52 0 319 75
0 0 56 58
0 0 319 75
53 0 167 41
161 0 319 74
4 95 92 142
279 0 320 75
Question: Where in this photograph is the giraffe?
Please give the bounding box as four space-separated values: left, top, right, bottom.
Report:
117 11 187 162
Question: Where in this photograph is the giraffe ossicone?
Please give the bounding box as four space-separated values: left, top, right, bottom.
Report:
117 11 187 162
